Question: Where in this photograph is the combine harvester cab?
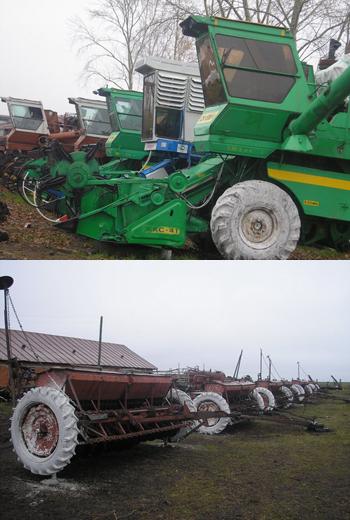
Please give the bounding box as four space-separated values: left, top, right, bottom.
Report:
44 97 112 158
20 96 113 209
67 97 111 156
10 367 199 476
97 86 147 169
0 97 50 187
180 15 350 258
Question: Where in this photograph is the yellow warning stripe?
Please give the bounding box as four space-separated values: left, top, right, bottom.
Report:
268 168 350 191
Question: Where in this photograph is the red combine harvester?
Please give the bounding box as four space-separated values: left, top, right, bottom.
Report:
0 97 50 185
44 98 111 158
0 96 111 189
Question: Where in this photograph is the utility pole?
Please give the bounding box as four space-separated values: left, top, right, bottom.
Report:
0 276 15 405
98 316 103 368
233 349 243 380
258 348 263 380
267 355 272 382
297 361 300 380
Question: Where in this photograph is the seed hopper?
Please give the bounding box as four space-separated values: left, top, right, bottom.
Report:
10 367 207 476
173 369 276 435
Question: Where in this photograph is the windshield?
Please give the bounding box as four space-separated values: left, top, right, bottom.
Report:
115 97 142 131
216 35 296 103
80 106 111 136
142 74 155 140
196 36 226 107
155 107 182 139
9 104 44 131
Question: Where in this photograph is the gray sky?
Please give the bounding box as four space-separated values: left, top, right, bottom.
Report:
1 261 349 382
0 0 103 115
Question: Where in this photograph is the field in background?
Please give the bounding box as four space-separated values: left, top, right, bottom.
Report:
0 384 349 520
1 188 350 260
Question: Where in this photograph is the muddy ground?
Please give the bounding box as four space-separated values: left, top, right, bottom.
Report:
1 188 350 261
0 387 350 520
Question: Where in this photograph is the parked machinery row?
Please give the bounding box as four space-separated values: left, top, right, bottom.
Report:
9 362 324 477
169 367 321 435
12 16 350 260
0 95 112 190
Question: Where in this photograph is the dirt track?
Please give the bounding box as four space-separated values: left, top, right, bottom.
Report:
1 389 350 520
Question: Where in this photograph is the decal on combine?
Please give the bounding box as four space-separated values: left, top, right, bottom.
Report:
150 227 181 236
197 111 219 125
304 200 320 207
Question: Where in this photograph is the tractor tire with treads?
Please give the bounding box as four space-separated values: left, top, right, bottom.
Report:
11 386 79 475
193 392 231 435
280 386 294 408
211 180 301 260
167 388 198 441
254 387 276 411
291 384 305 402
250 389 265 411
305 384 314 395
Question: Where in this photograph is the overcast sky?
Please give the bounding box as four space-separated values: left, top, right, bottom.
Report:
0 0 109 115
1 261 349 382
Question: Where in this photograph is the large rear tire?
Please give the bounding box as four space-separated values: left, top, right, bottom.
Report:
11 386 79 475
280 386 294 408
211 180 301 260
291 384 305 402
167 388 198 441
254 387 275 411
193 392 231 435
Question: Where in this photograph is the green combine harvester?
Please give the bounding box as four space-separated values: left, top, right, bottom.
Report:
24 16 350 258
20 87 146 212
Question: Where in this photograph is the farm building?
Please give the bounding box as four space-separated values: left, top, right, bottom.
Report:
0 329 156 390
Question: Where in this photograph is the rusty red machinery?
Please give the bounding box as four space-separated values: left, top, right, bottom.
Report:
172 368 276 435
0 97 50 186
254 379 295 409
0 96 111 190
42 98 111 158
10 367 197 475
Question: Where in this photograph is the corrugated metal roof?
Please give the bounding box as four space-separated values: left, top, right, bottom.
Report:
0 329 156 371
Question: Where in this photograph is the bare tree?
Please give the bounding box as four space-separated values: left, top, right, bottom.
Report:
72 0 177 90
164 0 350 61
73 0 350 91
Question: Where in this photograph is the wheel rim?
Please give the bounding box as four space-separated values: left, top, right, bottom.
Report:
197 401 220 427
239 208 278 249
21 404 59 457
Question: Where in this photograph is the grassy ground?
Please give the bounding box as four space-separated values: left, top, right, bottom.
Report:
1 188 350 260
0 385 349 520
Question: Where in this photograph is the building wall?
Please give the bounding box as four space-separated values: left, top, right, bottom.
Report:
0 365 9 388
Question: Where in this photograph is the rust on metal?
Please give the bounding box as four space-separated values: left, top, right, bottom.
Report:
21 403 59 457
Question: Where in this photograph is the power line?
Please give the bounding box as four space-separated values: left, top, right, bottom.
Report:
8 294 41 364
